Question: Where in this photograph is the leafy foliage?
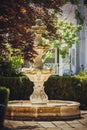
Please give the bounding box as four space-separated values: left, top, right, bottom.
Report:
0 0 83 61
77 70 87 76
0 57 22 76
69 0 85 24
10 56 24 72
69 0 87 5
42 18 81 58
0 0 66 61
69 0 79 5
55 19 81 57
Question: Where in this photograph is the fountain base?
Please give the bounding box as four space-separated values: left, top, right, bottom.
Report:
6 100 81 121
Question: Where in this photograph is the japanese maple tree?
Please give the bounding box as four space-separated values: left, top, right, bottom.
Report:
0 0 66 61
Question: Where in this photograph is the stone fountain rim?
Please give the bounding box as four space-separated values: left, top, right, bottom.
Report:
6 100 81 121
8 100 80 107
22 68 54 74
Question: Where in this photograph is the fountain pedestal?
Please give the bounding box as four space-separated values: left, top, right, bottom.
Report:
22 69 53 104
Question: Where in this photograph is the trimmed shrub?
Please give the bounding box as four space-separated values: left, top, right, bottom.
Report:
0 76 33 100
44 75 87 107
71 76 87 107
44 76 75 100
0 87 10 127
0 75 87 108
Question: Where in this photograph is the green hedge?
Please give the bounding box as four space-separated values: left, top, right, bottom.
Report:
0 87 10 126
0 75 87 107
44 75 87 107
0 87 10 105
44 76 75 100
0 76 33 100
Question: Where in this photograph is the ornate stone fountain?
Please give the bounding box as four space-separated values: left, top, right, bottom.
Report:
22 19 53 104
6 19 81 120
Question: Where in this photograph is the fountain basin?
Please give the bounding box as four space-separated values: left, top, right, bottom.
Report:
6 100 80 121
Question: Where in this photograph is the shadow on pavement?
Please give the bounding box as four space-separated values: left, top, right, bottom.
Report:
15 125 39 129
0 126 11 130
0 125 39 130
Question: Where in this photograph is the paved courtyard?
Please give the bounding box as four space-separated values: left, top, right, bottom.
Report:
1 110 87 130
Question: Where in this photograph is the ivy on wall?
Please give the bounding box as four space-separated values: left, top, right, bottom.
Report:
69 0 85 25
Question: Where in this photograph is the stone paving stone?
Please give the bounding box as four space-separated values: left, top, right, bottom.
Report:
8 120 40 130
82 115 87 119
52 121 71 128
66 120 80 124
46 128 62 130
81 113 87 117
23 121 40 126
4 120 12 129
7 120 25 129
79 119 87 126
16 125 40 130
52 121 66 124
23 121 41 130
38 122 56 128
54 123 71 128
30 128 46 130
68 122 85 128
76 127 87 130
61 128 78 130
3 110 87 130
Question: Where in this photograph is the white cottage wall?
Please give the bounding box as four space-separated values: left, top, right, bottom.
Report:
84 24 87 69
71 44 76 74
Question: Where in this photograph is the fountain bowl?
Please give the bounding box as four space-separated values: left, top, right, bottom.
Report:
6 100 81 121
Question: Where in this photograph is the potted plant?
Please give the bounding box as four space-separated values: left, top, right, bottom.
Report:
0 87 10 127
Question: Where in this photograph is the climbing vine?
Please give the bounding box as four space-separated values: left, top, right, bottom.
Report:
69 0 85 25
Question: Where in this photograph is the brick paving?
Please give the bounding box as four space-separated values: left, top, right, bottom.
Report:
1 110 87 130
